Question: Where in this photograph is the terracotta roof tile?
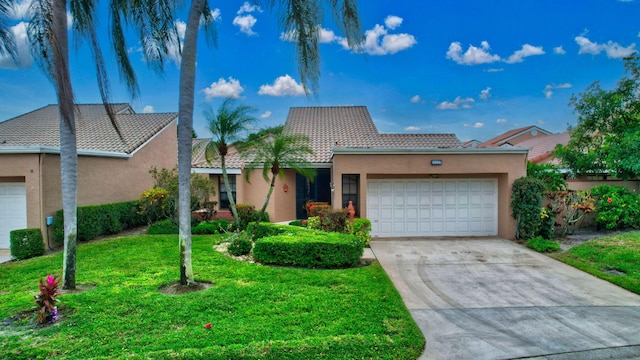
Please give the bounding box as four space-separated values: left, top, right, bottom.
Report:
191 139 245 169
479 125 551 147
0 104 177 154
517 131 570 163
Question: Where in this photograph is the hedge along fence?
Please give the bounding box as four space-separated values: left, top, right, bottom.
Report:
10 228 45 260
253 232 364 269
52 200 146 245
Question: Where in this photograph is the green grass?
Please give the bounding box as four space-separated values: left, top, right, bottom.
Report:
554 232 640 295
0 235 424 359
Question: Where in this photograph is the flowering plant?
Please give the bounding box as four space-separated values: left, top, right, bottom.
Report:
34 274 60 324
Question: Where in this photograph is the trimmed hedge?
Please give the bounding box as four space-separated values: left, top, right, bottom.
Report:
253 232 364 269
192 220 232 234
10 228 45 260
236 204 269 231
52 200 146 244
147 219 178 235
248 222 312 241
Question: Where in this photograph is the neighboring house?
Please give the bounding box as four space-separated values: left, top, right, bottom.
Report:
479 125 552 147
0 104 178 252
193 106 528 239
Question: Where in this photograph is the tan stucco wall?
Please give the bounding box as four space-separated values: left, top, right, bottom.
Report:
0 154 43 231
235 169 296 223
331 152 527 239
567 180 640 192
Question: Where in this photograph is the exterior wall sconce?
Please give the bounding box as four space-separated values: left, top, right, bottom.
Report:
282 184 289 193
431 159 443 166
329 182 335 192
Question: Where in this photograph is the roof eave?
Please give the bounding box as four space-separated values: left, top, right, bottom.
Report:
331 146 530 157
0 145 132 158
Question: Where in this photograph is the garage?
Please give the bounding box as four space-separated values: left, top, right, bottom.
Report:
367 179 497 237
0 183 27 249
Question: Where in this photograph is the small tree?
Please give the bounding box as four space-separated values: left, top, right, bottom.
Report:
242 132 317 230
511 177 546 240
555 54 640 180
527 162 567 192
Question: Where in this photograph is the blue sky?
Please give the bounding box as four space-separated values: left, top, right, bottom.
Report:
1 0 639 141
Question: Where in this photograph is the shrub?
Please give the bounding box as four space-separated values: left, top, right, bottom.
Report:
147 219 178 235
10 228 45 260
288 220 305 227
538 207 555 240
34 275 60 324
306 208 349 233
139 188 171 224
228 234 252 256
253 232 364 268
346 218 372 246
235 204 269 231
192 220 232 234
526 236 561 252
52 201 146 244
590 185 640 230
511 177 546 240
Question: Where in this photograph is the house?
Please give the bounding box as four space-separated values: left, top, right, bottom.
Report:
517 131 570 165
479 125 552 147
0 104 178 252
193 106 528 239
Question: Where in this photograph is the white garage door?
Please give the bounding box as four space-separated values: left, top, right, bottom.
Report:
0 183 28 249
367 179 497 237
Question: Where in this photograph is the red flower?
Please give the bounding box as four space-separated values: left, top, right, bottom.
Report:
607 197 613 203
204 323 212 329
301 220 307 225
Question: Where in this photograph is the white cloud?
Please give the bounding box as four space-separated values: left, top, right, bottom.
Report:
505 44 545 64
142 105 155 113
537 119 545 125
543 83 572 99
260 111 272 119
384 15 403 30
237 2 262 14
436 96 475 110
464 122 485 128
210 8 222 21
233 2 261 36
203 77 244 100
0 22 31 69
446 41 500 65
404 126 420 131
479 87 492 100
575 36 636 59
258 75 305 96
554 46 566 55
496 118 508 124
485 68 504 73
233 14 258 36
281 26 339 44
410 95 422 103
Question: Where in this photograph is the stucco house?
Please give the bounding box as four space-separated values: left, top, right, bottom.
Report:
193 106 528 239
479 125 552 148
0 104 178 252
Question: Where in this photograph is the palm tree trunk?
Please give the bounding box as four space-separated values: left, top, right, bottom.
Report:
53 0 78 290
220 156 239 227
254 173 276 227
177 0 205 285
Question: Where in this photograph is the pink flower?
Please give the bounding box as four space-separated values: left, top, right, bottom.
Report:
301 220 307 225
204 323 212 329
46 275 56 285
607 197 613 203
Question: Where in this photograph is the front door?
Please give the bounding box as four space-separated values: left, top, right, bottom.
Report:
295 169 331 219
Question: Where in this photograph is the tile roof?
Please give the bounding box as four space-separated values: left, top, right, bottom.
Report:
191 138 245 169
285 106 461 163
479 125 551 147
517 131 570 164
0 104 177 154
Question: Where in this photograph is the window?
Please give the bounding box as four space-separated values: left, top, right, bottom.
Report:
342 174 359 216
219 175 236 210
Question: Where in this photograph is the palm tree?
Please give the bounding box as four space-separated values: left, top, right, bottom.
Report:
203 98 256 228
173 0 361 285
28 0 174 289
0 0 16 59
242 132 317 227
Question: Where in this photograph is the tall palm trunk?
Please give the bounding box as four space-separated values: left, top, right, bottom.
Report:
52 0 78 290
254 169 277 226
220 156 239 226
177 0 205 285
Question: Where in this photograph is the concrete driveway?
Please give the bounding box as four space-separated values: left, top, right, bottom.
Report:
370 239 640 360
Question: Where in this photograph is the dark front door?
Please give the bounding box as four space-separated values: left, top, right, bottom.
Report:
295 169 331 219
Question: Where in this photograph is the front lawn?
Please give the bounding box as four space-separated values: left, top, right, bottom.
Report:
554 232 640 295
0 235 424 359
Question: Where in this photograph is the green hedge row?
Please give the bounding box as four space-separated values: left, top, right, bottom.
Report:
253 232 364 269
10 228 45 260
147 219 233 235
52 201 146 244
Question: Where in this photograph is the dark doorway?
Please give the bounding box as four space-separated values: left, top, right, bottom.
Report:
295 169 331 219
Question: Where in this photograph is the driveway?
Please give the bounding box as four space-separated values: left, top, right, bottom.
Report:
370 239 640 360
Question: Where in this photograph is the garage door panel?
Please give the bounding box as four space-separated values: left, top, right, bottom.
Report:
368 179 498 237
0 183 28 249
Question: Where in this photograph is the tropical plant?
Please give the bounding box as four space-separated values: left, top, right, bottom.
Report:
555 54 640 180
243 132 317 231
0 0 17 60
527 162 566 192
171 0 361 285
34 274 60 324
204 98 256 228
27 0 174 289
511 177 546 240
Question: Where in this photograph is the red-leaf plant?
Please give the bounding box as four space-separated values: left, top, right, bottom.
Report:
34 275 60 324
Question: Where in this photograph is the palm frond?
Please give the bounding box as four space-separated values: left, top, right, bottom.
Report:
0 0 17 60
